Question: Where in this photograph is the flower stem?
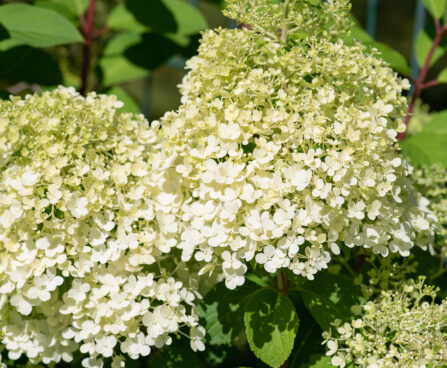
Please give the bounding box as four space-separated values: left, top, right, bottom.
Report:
399 20 447 140
80 0 97 95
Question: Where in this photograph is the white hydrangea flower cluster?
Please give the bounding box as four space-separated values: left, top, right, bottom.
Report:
145 0 435 288
0 87 204 367
323 278 447 368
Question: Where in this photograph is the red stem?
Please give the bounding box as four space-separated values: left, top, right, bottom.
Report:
93 26 109 39
80 0 96 95
398 21 447 140
422 79 439 89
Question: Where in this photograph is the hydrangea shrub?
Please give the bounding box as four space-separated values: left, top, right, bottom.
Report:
0 0 445 367
0 88 205 367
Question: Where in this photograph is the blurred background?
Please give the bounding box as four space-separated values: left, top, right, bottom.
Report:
0 0 445 120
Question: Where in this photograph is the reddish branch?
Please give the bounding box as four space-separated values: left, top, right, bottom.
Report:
398 19 447 140
79 0 108 95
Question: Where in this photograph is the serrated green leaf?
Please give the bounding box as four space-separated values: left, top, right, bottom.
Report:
198 280 259 345
400 111 447 167
108 0 207 36
106 87 140 114
438 67 447 83
415 29 446 68
422 0 446 18
0 3 83 47
301 272 363 331
244 289 299 368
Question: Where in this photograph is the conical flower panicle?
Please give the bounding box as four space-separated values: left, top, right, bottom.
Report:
148 0 435 288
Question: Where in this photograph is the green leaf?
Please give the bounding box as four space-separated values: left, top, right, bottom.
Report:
369 41 411 76
124 33 180 70
99 57 149 86
244 289 299 368
287 291 325 368
350 25 373 43
61 0 89 16
99 33 148 86
34 0 88 23
419 110 447 134
103 32 143 56
422 0 447 18
301 272 363 331
0 39 24 51
149 341 202 368
198 280 259 345
415 29 446 68
35 0 89 17
0 3 83 47
303 356 333 368
107 3 147 33
400 111 447 167
99 57 148 86
106 87 140 114
34 1 76 21
350 26 410 75
0 46 62 85
108 0 207 35
438 67 447 83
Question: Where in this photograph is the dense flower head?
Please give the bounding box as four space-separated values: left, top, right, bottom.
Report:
413 164 447 258
146 0 435 288
0 87 204 367
323 278 447 368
